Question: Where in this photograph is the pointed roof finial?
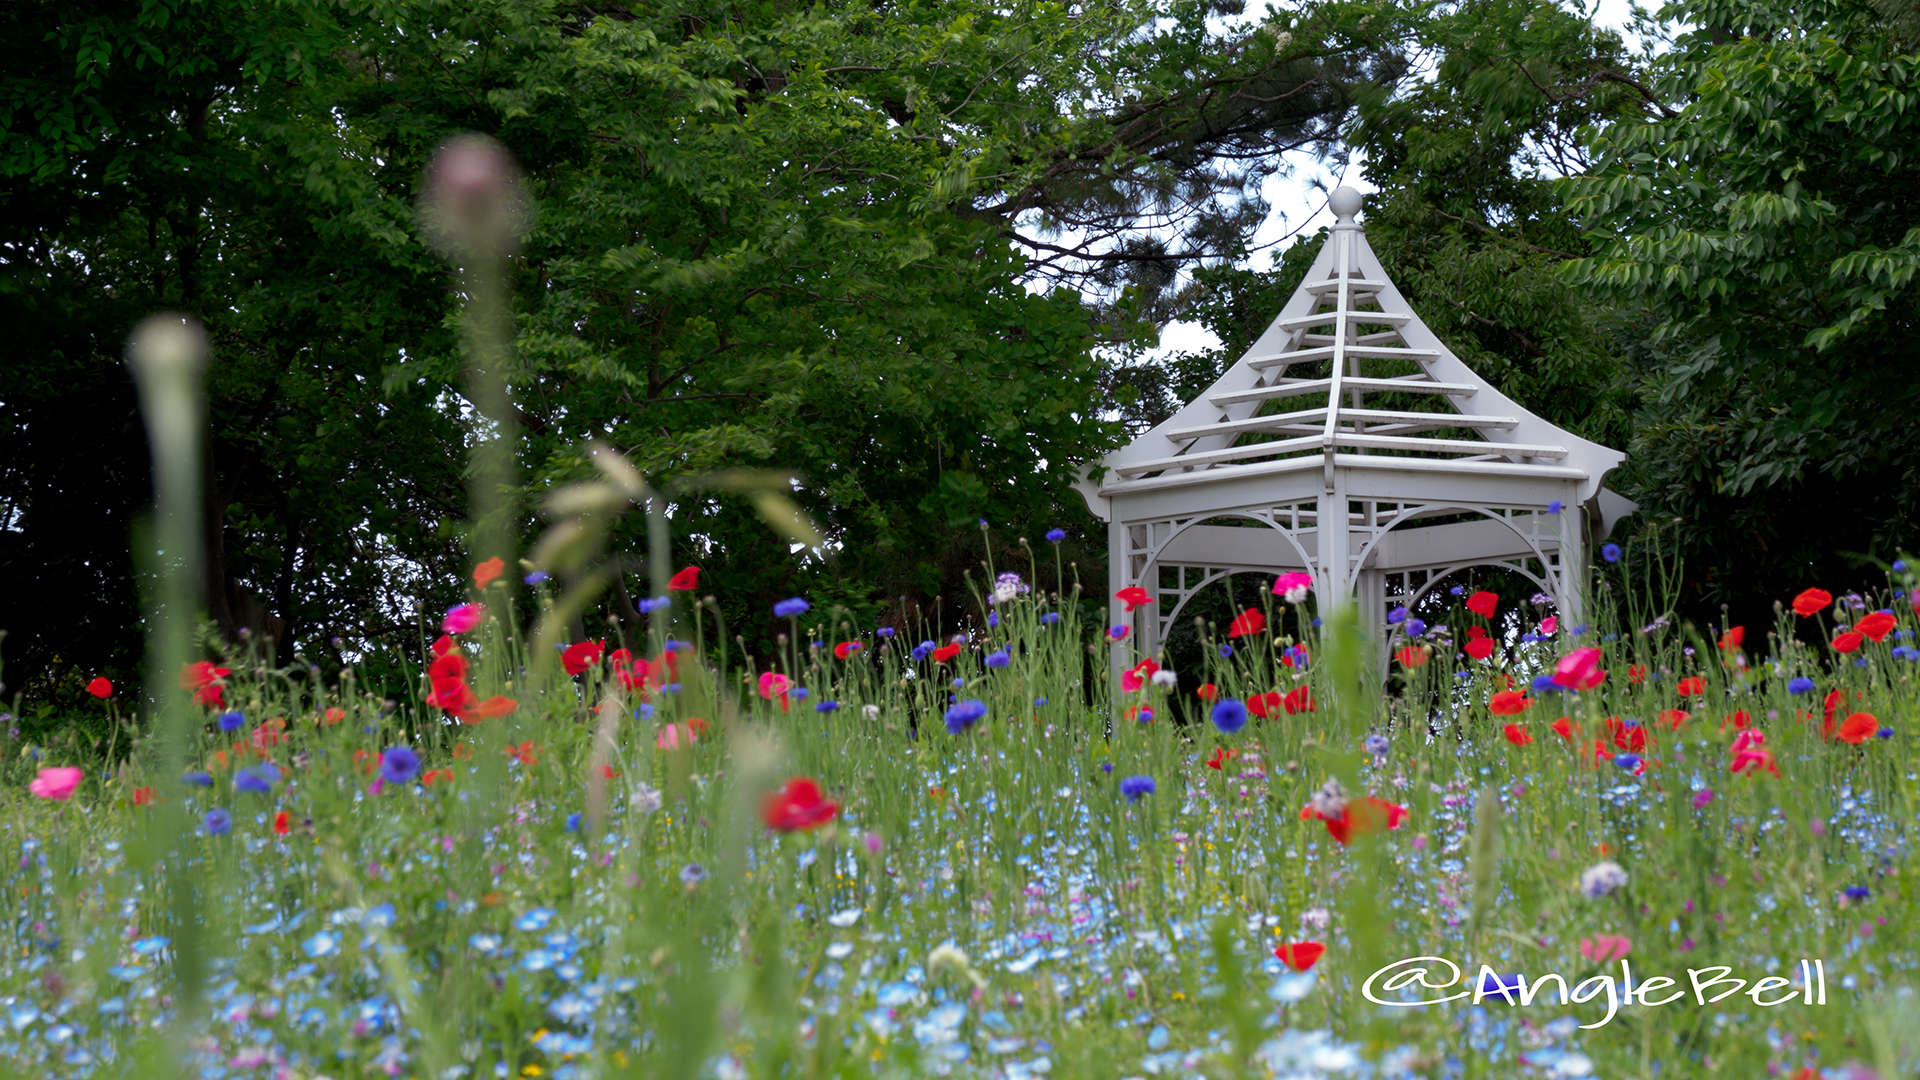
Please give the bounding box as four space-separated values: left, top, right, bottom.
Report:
1329 186 1363 224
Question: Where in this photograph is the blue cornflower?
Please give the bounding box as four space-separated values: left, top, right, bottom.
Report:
945 699 988 734
985 649 1010 669
1219 644 1234 658
1531 674 1562 694
566 813 583 833
1041 612 1061 626
680 863 709 885
878 627 895 638
1211 698 1248 734
1364 733 1390 756
524 571 550 585
1119 776 1155 802
1547 501 1563 514
1311 617 1322 628
1845 885 1871 901
815 701 839 713
1107 625 1129 641
1387 606 1408 624
1449 585 1465 596
1788 676 1816 695
218 710 246 733
234 768 274 795
380 746 420 785
1614 753 1643 772
1571 624 1590 637
1100 762 1114 774
913 641 935 660
204 809 233 836
1135 707 1154 723
791 687 809 701
1894 646 1917 661
638 596 670 614
183 771 213 788
1878 727 1895 739
1601 544 1621 562
635 703 656 720
951 678 965 688
773 598 810 618
1046 529 1067 543
1895 560 1909 573
987 612 1000 628
1035 697 1049 706
1404 618 1426 637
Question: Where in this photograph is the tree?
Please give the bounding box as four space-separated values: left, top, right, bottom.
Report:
1562 0 1920 629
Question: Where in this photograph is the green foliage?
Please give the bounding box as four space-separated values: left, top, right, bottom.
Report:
1562 0 1920 619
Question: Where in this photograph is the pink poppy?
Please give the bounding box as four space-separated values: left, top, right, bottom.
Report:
30 767 83 801
443 603 486 634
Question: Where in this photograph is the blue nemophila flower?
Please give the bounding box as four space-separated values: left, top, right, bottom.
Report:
877 627 895 638
1547 500 1562 514
1041 612 1061 625
380 746 420 785
218 710 246 732
234 767 274 795
524 570 550 585
1119 776 1155 801
1211 698 1248 734
985 650 1010 669
1387 607 1408 624
773 597 810 618
1364 734 1389 756
913 641 935 660
1046 528 1067 543
183 771 213 788
1218 644 1234 658
1601 543 1622 562
1788 676 1816 695
1479 972 1525 1005
815 701 839 714
204 808 233 836
945 699 988 734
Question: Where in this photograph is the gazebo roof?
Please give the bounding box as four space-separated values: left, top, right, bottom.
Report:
1081 188 1624 513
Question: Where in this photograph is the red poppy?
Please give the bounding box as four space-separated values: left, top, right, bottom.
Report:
1605 717 1647 752
1463 638 1496 660
1488 691 1530 716
1823 688 1849 726
1856 611 1897 642
1492 672 1513 690
1394 645 1430 668
450 743 473 760
1717 626 1745 651
506 741 540 765
1274 942 1325 971
1658 709 1690 731
1196 683 1219 701
1723 710 1752 731
1551 717 1576 741
1227 608 1266 638
932 642 962 663
1831 631 1863 654
602 764 623 779
1792 588 1833 617
668 565 701 591
1205 747 1239 770
180 661 232 708
1114 587 1153 612
87 677 112 699
1465 591 1498 619
1626 664 1647 684
1301 796 1409 845
562 640 605 675
1280 645 1310 668
1246 691 1284 719
1502 723 1533 746
427 675 478 716
1838 712 1878 745
1465 625 1488 640
322 706 347 726
469 696 518 722
833 641 865 660
251 721 286 752
1281 686 1316 714
422 769 454 786
130 786 153 806
763 777 839 832
273 811 291 836
1676 676 1706 697
609 649 650 691
429 648 470 682
472 557 505 588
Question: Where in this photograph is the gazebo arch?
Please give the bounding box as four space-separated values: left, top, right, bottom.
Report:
1072 188 1635 679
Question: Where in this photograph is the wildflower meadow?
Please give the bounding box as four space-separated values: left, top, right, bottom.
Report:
7 536 1920 1079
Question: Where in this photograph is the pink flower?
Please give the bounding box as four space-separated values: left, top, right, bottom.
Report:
1539 616 1557 635
1578 934 1632 963
656 723 699 750
1272 572 1313 603
443 603 486 634
1552 647 1606 690
30 767 83 800
759 672 790 699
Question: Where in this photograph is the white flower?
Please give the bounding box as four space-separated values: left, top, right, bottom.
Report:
1299 907 1330 932
1578 860 1628 898
1309 778 1348 819
991 572 1029 605
928 943 986 988
1150 669 1178 688
862 704 880 720
628 783 662 815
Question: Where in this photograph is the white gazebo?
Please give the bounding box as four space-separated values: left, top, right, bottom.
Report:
1073 188 1635 674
